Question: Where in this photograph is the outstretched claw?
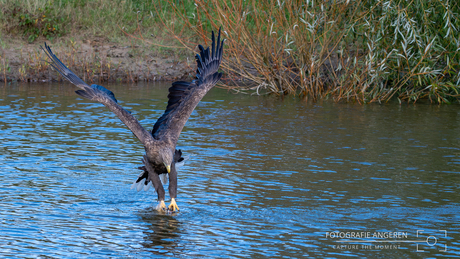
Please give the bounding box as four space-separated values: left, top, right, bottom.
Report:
156 200 167 212
168 198 180 212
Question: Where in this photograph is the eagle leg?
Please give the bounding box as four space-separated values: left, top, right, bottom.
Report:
168 160 179 212
156 200 167 211
168 198 180 212
142 155 166 211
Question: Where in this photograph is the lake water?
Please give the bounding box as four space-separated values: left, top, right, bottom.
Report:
0 83 459 258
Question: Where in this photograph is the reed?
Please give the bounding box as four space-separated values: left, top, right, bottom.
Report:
1 0 458 103
152 0 460 103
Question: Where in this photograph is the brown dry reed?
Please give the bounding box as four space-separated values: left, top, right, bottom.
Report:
152 0 460 104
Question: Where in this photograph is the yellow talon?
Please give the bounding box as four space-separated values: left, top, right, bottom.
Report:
168 198 180 212
156 200 167 212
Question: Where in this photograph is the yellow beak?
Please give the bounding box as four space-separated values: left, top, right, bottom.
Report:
166 165 171 174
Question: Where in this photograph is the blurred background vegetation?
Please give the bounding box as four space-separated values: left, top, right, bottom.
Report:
0 0 189 49
0 0 459 103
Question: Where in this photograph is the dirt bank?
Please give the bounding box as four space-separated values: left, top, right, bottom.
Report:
0 35 197 83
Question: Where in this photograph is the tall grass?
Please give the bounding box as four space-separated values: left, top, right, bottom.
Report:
153 0 460 103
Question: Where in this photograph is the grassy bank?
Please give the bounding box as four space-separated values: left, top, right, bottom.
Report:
0 0 197 83
0 0 193 44
1 0 459 103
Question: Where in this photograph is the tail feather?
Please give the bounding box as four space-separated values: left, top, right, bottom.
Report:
136 179 145 192
143 181 153 191
130 178 145 192
131 170 150 192
175 155 189 168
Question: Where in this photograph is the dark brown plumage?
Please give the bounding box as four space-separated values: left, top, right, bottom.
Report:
41 29 224 212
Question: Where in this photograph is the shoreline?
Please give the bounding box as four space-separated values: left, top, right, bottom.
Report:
0 36 197 83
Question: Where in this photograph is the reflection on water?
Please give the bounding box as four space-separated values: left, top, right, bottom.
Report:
138 208 182 256
0 83 459 258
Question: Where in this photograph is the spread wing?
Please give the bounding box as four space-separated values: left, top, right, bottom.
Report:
152 29 224 146
41 43 154 146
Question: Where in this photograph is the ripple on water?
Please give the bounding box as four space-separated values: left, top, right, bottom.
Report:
0 83 459 258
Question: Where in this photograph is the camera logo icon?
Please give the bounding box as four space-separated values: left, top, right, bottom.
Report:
416 230 447 252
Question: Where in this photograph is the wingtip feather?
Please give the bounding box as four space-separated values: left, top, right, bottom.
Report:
211 30 216 59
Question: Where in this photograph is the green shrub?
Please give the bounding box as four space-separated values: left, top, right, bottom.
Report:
4 3 65 42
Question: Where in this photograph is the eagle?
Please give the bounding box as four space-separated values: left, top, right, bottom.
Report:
41 29 224 212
